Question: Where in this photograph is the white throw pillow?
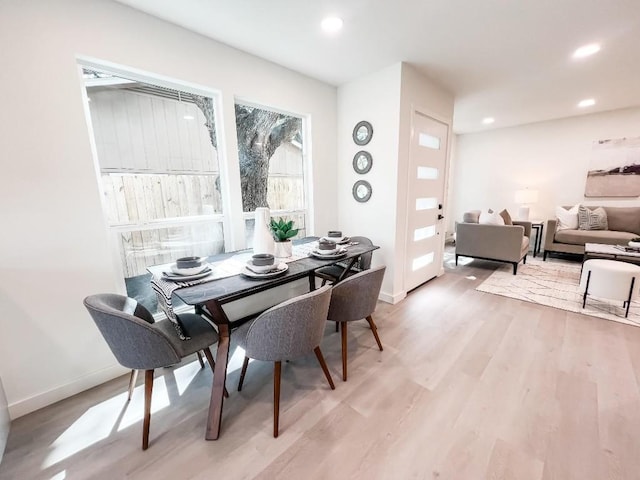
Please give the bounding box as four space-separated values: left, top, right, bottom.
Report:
478 209 505 226
556 205 580 231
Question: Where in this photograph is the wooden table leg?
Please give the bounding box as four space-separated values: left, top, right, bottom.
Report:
204 301 231 440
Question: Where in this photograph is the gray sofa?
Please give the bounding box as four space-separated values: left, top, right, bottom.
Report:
455 210 532 274
543 206 640 260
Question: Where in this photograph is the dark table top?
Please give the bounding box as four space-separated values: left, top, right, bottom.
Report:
173 237 379 306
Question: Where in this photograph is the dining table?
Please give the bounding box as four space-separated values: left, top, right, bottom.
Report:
149 236 379 440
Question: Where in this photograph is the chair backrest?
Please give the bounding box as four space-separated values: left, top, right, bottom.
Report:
243 286 332 362
83 293 181 370
350 236 373 271
327 265 386 322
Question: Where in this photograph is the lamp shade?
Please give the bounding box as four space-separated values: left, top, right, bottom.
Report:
514 189 539 204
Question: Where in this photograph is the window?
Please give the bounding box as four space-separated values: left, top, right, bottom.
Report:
83 68 224 311
82 68 311 313
234 103 307 246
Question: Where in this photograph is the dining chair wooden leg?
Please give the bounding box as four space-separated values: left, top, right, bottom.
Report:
341 322 348 381
273 361 282 438
196 351 205 369
202 348 229 398
237 356 250 392
313 346 335 390
127 369 138 401
366 315 383 351
202 347 216 373
143 369 154 450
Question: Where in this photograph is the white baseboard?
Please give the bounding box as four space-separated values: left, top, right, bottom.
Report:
379 290 407 304
8 364 127 420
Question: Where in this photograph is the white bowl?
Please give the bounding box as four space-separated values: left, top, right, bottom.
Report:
246 260 276 273
170 263 209 276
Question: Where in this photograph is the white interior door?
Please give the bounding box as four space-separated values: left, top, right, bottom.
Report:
404 110 449 291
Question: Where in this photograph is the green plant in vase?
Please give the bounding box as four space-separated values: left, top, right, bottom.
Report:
269 217 298 257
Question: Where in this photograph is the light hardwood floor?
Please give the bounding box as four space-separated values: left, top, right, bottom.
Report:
2 256 640 479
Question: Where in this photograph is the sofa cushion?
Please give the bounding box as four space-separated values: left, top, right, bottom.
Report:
479 210 504 225
556 205 579 231
499 209 513 225
603 206 640 235
463 210 481 223
578 206 608 230
554 229 636 246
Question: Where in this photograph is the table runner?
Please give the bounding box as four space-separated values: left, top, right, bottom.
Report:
150 242 319 339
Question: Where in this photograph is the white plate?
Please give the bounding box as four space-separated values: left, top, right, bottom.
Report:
315 247 339 255
241 263 288 279
162 268 213 282
310 249 348 260
170 263 209 275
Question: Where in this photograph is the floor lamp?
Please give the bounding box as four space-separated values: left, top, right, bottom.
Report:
514 189 539 221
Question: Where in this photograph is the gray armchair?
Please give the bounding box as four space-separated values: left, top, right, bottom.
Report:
83 293 220 450
327 266 386 381
455 211 531 275
234 286 335 438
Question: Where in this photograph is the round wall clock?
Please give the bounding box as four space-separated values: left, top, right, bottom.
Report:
352 151 373 174
352 180 372 202
352 121 373 146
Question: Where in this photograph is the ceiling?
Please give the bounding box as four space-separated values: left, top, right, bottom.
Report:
115 0 640 133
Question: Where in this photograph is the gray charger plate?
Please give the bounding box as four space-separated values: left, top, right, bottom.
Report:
241 263 288 279
162 268 213 282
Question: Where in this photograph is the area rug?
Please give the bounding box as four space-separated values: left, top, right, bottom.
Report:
475 257 640 328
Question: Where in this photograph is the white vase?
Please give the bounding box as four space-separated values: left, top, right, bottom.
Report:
274 240 293 258
253 207 274 255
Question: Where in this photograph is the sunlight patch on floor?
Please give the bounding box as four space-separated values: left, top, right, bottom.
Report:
174 361 201 396
43 377 170 468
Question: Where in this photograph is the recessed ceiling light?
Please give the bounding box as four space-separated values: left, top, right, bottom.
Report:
482 117 495 125
321 16 343 34
578 98 596 108
573 43 601 59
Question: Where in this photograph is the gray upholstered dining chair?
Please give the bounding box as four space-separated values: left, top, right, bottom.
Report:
83 293 221 450
327 265 386 381
234 285 335 438
314 236 374 286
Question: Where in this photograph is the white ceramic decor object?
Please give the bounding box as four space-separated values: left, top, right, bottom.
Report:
274 240 293 258
253 207 274 256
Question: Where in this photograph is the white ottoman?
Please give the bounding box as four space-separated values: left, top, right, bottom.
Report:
580 259 640 317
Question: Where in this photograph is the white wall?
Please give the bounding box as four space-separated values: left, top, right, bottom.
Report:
450 107 640 233
0 0 337 418
337 63 454 302
337 64 402 301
